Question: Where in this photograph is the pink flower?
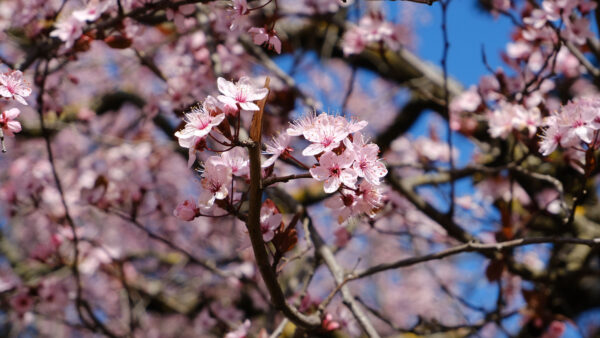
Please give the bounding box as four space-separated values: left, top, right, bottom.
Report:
0 108 21 136
342 26 368 56
355 180 384 216
322 313 340 331
10 290 33 314
217 77 269 112
166 4 196 32
173 199 199 221
225 319 251 338
287 111 317 136
310 150 357 193
72 0 111 22
198 157 232 208
259 203 282 242
325 192 360 223
248 27 282 54
220 147 249 176
175 106 225 148
262 133 291 167
344 133 387 185
450 86 481 114
0 71 31 105
50 17 84 49
229 0 250 31
302 114 350 156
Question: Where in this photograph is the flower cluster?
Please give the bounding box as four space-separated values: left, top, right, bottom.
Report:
288 112 387 223
342 11 411 56
539 96 600 156
173 76 387 227
0 69 30 144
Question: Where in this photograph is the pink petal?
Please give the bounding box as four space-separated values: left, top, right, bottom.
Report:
309 166 330 181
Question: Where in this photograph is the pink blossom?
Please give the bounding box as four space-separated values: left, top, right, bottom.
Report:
174 106 225 148
259 204 282 242
228 0 250 31
310 150 357 193
225 319 251 338
220 147 249 176
50 17 84 49
166 4 196 32
322 313 340 331
325 192 360 223
0 108 21 136
333 227 351 247
287 111 317 136
562 17 594 45
198 157 232 208
72 0 111 22
262 133 291 167
342 26 368 56
355 181 384 216
542 320 566 338
10 290 33 314
173 199 199 221
302 114 350 156
248 27 282 54
217 77 269 112
343 133 387 185
0 71 31 105
450 86 481 114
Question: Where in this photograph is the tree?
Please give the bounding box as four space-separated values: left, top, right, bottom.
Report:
0 0 598 336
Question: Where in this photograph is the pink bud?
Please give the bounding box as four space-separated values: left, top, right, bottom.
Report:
173 199 198 221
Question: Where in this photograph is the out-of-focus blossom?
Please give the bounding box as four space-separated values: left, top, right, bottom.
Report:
224 319 251 338
10 290 32 314
173 199 199 221
166 3 196 32
0 108 21 136
229 0 250 30
72 0 111 22
259 203 282 242
50 17 84 49
217 77 268 112
310 150 357 193
248 27 282 54
0 71 31 105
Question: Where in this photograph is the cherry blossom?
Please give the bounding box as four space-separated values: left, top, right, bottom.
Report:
174 106 225 148
224 319 251 338
344 133 387 185
173 199 199 221
248 27 282 54
49 16 84 49
0 108 21 136
259 203 282 242
217 77 269 112
0 71 31 105
310 150 357 193
302 114 350 156
72 0 111 22
198 157 232 208
220 147 249 176
262 133 292 167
